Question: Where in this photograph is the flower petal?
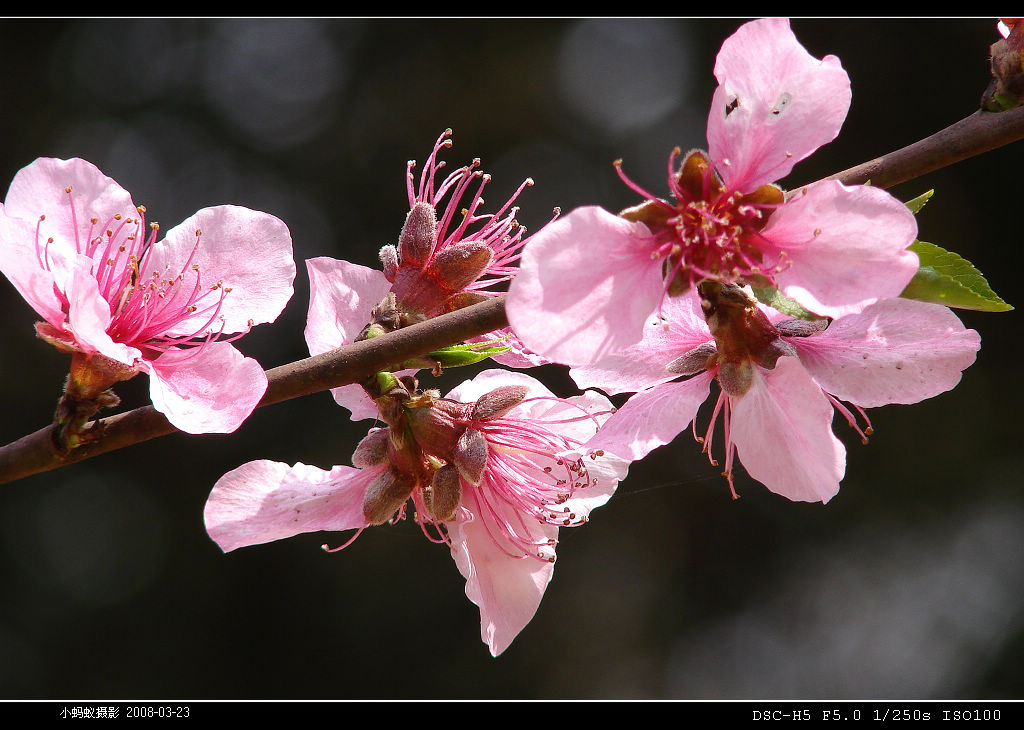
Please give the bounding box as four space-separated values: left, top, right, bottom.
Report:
707 18 851 191
571 289 712 394
767 180 919 318
729 358 845 503
788 298 981 407
147 205 295 335
63 253 140 365
445 368 554 405
304 256 395 421
505 206 664 366
205 459 374 553
0 209 69 326
3 157 137 261
448 487 556 656
587 372 714 461
145 341 267 434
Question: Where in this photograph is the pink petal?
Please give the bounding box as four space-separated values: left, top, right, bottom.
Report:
3 158 137 257
204 459 373 553
0 210 68 326
505 206 665 366
788 298 981 407
767 180 919 318
448 487 556 656
65 253 140 366
304 256 395 421
571 289 712 395
729 357 845 503
707 18 851 191
586 372 713 461
322 384 381 422
569 442 630 515
148 206 295 335
445 368 554 405
145 341 267 434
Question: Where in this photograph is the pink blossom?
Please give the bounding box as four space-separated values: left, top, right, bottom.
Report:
506 18 919 367
577 285 980 503
204 369 629 656
304 131 548 420
0 157 295 434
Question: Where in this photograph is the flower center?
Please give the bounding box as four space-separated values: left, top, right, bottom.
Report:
468 414 601 563
368 386 609 564
37 186 242 356
617 148 787 295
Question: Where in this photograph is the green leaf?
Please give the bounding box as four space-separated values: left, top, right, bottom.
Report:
427 341 512 368
900 240 1013 312
904 189 934 215
751 287 826 321
394 340 512 371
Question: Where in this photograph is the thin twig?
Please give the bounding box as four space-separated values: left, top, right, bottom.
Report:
825 106 1024 188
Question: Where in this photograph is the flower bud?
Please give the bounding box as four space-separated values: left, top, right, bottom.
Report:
351 428 389 468
471 385 529 421
426 464 462 522
666 342 718 376
453 427 488 485
430 242 495 293
775 318 829 338
379 244 399 282
362 468 417 525
398 201 438 267
443 291 490 312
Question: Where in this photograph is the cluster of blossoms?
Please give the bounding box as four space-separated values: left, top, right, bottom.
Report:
212 133 628 655
0 19 994 655
505 17 980 506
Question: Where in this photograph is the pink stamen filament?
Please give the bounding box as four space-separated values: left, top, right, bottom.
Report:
616 151 790 296
321 527 366 553
825 393 874 444
42 189 245 357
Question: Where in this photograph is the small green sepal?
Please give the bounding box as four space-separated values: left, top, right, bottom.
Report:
904 189 934 215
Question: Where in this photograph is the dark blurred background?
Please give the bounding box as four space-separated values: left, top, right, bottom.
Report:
0 18 1021 699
